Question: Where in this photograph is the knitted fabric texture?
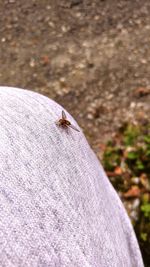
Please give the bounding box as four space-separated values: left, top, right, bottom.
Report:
0 87 144 267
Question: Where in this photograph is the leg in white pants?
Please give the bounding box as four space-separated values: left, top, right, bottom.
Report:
0 87 144 267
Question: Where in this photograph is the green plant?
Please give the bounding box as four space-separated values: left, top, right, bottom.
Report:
102 122 150 266
141 203 150 218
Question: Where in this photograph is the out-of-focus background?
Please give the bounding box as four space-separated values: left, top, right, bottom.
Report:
0 0 150 265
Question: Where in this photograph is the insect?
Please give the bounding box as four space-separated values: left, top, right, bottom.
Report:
56 110 80 132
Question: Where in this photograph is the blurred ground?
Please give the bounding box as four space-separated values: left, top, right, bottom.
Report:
0 0 150 149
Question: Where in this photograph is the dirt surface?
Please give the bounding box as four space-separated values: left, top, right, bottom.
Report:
0 0 150 151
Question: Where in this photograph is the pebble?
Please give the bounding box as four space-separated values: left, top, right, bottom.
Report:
29 59 35 68
106 94 114 100
131 177 140 185
1 38 6 42
130 102 136 109
130 210 138 221
75 12 82 18
76 63 86 69
48 22 55 28
61 25 70 33
59 77 66 82
46 5 51 10
140 58 147 64
94 15 100 21
132 198 140 209
87 113 94 120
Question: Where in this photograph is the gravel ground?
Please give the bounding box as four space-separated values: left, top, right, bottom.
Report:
0 0 150 150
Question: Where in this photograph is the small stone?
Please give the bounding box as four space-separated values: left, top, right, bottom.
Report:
132 198 140 209
77 63 85 69
6 24 12 29
61 25 68 33
140 58 147 64
134 73 139 77
145 25 150 30
46 5 51 10
62 87 70 94
126 146 135 152
59 77 66 82
94 15 100 21
117 23 123 30
135 19 141 25
11 70 15 75
29 59 35 68
48 21 55 28
1 37 6 42
130 102 136 109
131 177 140 185
75 12 82 18
106 94 114 100
87 113 94 120
130 210 138 221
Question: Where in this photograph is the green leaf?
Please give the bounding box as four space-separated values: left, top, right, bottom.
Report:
144 135 150 144
146 149 150 156
127 151 138 160
140 233 147 241
123 125 139 146
136 160 145 170
141 203 150 218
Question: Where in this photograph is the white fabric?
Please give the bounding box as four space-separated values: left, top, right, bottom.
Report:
0 87 144 267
